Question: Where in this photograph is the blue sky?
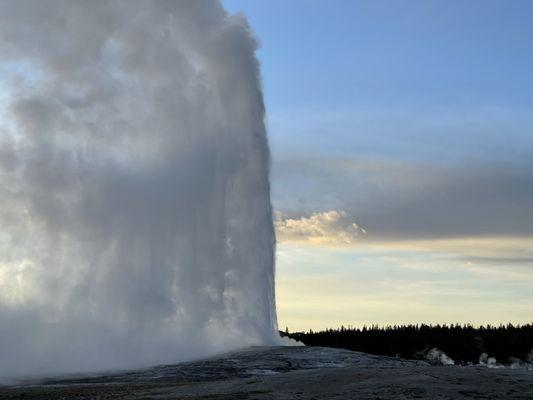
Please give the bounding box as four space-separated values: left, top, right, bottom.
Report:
224 0 533 164
224 0 533 330
224 0 533 109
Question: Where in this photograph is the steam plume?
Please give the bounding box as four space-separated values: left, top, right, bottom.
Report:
0 0 278 377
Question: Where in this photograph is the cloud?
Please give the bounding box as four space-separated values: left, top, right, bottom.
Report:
352 236 533 282
272 157 533 240
275 210 366 245
463 256 533 266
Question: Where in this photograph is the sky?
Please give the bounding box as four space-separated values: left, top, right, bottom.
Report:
223 0 533 331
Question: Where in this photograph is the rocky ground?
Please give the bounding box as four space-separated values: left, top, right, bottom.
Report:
1 346 532 399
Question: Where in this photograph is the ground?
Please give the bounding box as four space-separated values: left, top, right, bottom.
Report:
1 346 532 399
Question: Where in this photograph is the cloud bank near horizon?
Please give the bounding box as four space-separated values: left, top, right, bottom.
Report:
272 156 533 241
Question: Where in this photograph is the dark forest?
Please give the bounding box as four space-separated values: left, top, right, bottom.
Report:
284 324 533 365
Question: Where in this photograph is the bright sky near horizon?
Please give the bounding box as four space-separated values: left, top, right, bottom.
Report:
223 0 533 331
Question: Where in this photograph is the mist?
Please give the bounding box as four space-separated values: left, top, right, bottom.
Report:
0 0 279 378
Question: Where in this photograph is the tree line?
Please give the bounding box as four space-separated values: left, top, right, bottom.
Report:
283 323 533 365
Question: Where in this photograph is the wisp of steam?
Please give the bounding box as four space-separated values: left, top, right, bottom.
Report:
0 0 279 378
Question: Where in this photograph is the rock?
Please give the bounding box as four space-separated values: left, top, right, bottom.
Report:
1 346 532 399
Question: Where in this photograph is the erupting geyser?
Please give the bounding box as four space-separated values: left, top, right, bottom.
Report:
0 0 278 378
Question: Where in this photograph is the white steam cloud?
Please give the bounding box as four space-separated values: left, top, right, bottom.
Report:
0 0 278 378
425 348 455 366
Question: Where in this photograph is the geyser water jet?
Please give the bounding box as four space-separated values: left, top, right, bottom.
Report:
0 0 278 378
